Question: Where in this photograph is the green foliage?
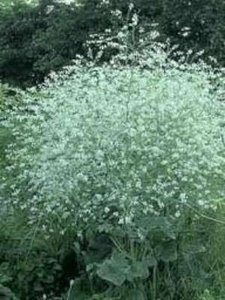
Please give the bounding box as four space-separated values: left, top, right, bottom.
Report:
0 0 225 86
0 83 23 113
0 0 114 86
96 251 149 286
197 289 225 300
0 83 9 112
0 211 76 299
159 0 225 65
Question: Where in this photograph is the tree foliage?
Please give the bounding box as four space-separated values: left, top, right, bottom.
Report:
0 0 113 86
159 0 225 64
0 0 224 86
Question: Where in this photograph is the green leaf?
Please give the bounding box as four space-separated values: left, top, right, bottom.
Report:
144 255 157 267
155 240 177 263
0 284 18 300
137 216 176 239
182 242 206 257
127 260 149 282
124 289 146 300
97 252 130 286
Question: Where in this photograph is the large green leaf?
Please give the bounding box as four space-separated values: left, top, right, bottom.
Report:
97 251 153 286
155 240 177 263
96 252 130 286
182 242 206 257
127 260 149 282
136 216 176 239
144 254 157 267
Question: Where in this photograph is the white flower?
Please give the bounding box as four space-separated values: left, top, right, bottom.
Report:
175 211 181 218
104 207 110 214
180 193 187 204
198 200 205 206
132 13 138 26
129 3 134 11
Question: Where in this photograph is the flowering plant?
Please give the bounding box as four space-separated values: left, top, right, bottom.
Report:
2 19 225 298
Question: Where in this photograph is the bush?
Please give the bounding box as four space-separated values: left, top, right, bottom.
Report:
2 40 225 299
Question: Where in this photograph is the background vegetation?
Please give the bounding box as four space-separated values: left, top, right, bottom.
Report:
0 0 225 87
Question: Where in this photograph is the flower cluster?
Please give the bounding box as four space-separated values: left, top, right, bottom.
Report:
2 45 225 237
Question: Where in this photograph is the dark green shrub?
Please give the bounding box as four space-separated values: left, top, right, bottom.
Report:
158 0 225 65
0 0 114 87
0 0 225 87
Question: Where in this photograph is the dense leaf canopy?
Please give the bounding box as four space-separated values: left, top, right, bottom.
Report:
0 0 224 86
